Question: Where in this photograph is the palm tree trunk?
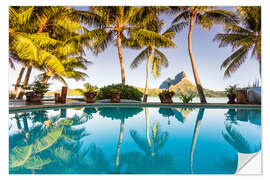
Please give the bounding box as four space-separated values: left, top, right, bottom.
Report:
115 119 125 167
15 114 23 134
43 70 53 84
143 47 153 102
190 108 205 173
10 63 27 99
188 15 207 103
17 64 32 99
117 31 126 84
145 108 153 156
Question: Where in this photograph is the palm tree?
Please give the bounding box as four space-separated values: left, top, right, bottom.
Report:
130 18 176 102
190 108 205 173
9 7 66 99
9 7 63 99
169 6 238 103
83 7 152 84
214 7 261 77
10 7 99 99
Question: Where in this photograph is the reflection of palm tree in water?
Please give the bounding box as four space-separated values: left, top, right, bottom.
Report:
130 108 169 156
190 108 205 174
13 113 30 141
145 108 152 155
222 109 261 153
158 108 175 125
115 119 124 167
97 107 143 168
10 111 91 174
118 108 173 173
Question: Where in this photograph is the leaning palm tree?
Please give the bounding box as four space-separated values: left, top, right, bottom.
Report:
9 7 63 99
12 7 98 99
83 7 152 84
129 18 176 102
169 6 238 103
213 6 261 77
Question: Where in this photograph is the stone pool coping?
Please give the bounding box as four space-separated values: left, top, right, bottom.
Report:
9 102 261 113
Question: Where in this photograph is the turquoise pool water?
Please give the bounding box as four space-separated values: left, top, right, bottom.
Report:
9 106 261 174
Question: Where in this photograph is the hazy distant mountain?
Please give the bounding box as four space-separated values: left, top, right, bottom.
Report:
158 71 225 97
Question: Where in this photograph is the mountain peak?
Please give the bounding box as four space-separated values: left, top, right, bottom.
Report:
159 71 187 89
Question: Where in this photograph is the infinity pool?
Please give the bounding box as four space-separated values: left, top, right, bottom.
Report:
9 106 261 174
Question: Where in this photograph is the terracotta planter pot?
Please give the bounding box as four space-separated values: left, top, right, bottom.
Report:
25 92 43 102
110 92 120 103
55 93 61 103
84 92 97 103
227 94 236 104
159 92 175 103
236 90 248 104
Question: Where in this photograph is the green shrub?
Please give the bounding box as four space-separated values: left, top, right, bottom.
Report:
96 84 143 101
179 92 196 103
21 79 50 94
74 83 98 95
225 85 237 95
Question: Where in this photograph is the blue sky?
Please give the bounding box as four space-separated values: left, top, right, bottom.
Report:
8 6 261 92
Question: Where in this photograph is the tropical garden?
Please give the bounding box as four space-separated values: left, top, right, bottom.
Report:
9 6 261 103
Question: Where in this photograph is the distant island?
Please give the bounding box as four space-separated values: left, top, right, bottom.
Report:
45 71 225 97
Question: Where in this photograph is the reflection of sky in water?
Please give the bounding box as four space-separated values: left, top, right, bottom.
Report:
9 107 261 174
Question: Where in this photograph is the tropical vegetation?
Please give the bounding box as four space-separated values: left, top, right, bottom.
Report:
9 6 261 103
214 7 261 78
225 85 237 96
169 6 238 103
20 78 50 95
96 83 143 101
9 6 102 99
74 83 98 95
129 16 176 102
179 92 196 103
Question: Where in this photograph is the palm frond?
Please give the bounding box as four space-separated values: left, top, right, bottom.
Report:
221 46 250 78
51 74 68 86
130 48 149 69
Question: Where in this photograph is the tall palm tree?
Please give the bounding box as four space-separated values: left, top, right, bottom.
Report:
11 7 98 99
130 18 176 102
213 7 261 77
190 108 205 173
169 6 238 103
83 7 151 84
9 7 63 99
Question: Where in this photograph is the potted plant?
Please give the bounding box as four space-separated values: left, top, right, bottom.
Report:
110 89 121 103
225 85 237 104
74 83 98 103
22 79 50 102
158 90 175 103
236 87 249 104
179 92 196 103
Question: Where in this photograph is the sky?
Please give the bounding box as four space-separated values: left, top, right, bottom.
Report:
8 6 261 92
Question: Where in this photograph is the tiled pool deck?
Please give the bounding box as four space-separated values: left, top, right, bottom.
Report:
9 101 261 113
